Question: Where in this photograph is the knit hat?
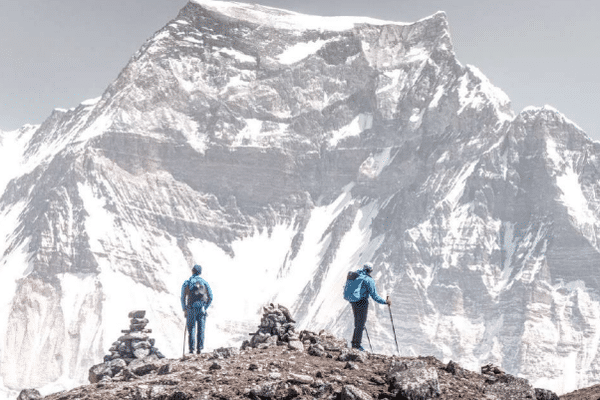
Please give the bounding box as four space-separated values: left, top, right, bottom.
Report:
192 264 202 275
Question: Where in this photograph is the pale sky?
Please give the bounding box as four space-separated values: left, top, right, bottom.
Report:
1 0 599 141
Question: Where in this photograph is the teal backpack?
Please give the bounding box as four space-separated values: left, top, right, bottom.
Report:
343 271 363 302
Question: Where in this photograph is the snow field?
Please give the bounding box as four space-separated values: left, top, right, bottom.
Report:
191 0 409 32
297 199 383 332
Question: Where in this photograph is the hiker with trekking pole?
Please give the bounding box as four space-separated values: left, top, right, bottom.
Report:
343 262 393 351
181 264 213 355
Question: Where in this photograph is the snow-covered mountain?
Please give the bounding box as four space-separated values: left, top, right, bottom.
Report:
1 0 599 396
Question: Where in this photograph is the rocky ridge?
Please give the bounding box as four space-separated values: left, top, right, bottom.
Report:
39 328 564 400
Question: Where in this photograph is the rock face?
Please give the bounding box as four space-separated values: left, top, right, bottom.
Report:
0 0 600 395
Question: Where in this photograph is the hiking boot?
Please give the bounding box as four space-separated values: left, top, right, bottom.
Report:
352 345 365 352
196 349 202 354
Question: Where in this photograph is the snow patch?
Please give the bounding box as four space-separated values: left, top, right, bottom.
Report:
359 147 398 179
184 37 203 44
276 39 329 64
80 97 101 107
218 47 256 64
329 113 373 147
546 137 595 228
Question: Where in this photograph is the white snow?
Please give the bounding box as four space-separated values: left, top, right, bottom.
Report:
187 222 297 348
184 37 203 44
328 113 373 147
0 202 30 359
298 200 384 331
276 39 328 64
359 147 398 179
230 119 289 148
192 0 410 32
457 65 513 123
376 69 403 94
546 137 595 230
80 97 101 107
152 30 171 42
218 47 256 64
0 127 35 195
429 84 446 108
443 161 478 207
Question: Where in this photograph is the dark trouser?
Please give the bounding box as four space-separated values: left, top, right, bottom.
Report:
187 307 206 353
350 298 369 348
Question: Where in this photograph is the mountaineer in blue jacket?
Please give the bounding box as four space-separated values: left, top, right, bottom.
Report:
343 262 391 351
181 264 213 354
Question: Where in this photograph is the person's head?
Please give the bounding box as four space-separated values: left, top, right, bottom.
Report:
192 264 202 275
362 262 373 275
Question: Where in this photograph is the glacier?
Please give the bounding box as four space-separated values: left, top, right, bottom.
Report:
1 0 600 397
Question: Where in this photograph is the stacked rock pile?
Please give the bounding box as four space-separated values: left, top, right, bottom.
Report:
242 304 304 350
89 310 167 383
241 304 350 356
103 310 165 362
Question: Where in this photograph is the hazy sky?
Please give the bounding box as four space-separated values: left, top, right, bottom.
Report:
1 0 599 141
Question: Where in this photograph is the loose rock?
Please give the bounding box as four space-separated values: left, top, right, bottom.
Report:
17 389 42 400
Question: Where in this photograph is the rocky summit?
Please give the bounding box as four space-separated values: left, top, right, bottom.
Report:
41 328 564 400
2 0 600 396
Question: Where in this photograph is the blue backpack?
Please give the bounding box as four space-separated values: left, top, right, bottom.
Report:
343 271 363 302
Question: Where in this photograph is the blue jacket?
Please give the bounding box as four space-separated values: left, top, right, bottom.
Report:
181 275 213 310
343 269 387 304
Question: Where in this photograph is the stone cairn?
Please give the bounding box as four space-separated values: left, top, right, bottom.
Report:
103 310 165 363
242 303 304 351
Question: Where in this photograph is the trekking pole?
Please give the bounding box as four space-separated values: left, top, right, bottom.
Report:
387 296 400 354
182 314 187 358
364 326 373 352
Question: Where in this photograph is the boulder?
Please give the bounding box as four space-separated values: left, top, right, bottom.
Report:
134 348 151 359
535 388 560 400
308 344 326 357
288 340 304 352
89 362 113 383
209 362 222 370
344 362 358 370
212 347 240 359
337 348 367 363
340 385 371 400
288 372 314 385
17 389 42 400
132 340 152 350
127 357 160 376
106 358 127 375
484 373 535 399
250 382 281 398
387 361 440 400
157 363 172 375
445 360 462 376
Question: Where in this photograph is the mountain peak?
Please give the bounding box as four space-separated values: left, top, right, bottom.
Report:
518 104 587 138
190 0 425 31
